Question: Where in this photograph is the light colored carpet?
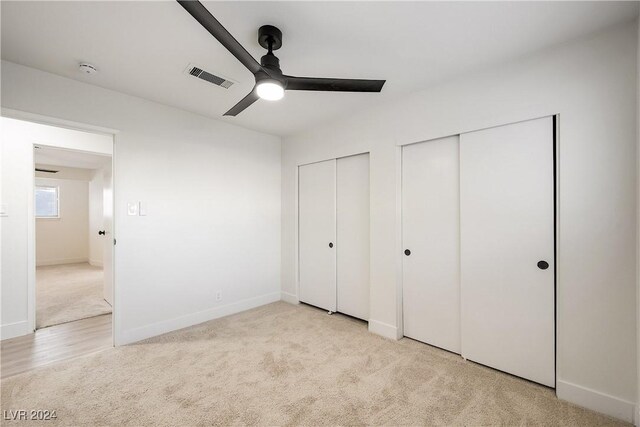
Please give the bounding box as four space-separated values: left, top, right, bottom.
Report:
2 302 627 426
36 263 112 329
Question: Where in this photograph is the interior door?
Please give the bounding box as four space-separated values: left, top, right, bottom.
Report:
299 160 336 312
102 162 113 306
460 117 554 387
336 153 370 320
402 136 461 353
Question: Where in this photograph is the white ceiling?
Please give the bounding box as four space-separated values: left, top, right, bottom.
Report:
2 1 638 136
35 146 111 169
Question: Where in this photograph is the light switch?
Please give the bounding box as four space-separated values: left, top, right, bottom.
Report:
138 202 147 216
127 202 138 216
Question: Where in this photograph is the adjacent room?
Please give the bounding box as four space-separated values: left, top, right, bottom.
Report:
34 147 113 330
0 1 639 426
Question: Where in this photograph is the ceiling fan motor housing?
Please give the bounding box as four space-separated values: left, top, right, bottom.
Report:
260 53 282 74
258 25 282 51
257 25 285 85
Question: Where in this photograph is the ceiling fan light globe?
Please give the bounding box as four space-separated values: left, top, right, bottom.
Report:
256 81 285 101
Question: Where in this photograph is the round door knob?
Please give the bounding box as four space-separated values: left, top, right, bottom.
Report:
537 260 549 270
329 242 334 248
404 249 411 256
98 230 106 236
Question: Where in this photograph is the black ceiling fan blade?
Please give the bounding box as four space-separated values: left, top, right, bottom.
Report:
284 76 385 92
224 89 259 116
177 0 263 75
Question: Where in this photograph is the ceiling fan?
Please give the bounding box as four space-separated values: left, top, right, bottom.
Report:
177 0 386 116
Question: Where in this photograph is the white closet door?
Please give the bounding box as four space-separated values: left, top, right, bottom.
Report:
337 153 370 320
402 136 461 353
460 117 554 387
299 160 337 312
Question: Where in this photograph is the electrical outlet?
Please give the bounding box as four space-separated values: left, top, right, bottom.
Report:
215 292 222 302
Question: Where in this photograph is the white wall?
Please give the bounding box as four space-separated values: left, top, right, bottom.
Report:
35 177 89 266
1 60 281 346
1 127 35 339
89 168 104 267
282 22 638 421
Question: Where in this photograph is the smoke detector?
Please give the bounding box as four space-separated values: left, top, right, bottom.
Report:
79 63 98 75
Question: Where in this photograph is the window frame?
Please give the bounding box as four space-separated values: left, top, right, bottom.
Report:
35 185 60 219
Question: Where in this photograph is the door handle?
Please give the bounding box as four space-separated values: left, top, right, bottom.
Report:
404 249 411 256
537 260 549 270
98 230 106 236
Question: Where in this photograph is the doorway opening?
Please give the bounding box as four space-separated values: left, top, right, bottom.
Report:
0 115 115 378
34 146 113 330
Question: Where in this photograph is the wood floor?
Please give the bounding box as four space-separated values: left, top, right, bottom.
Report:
1 314 112 379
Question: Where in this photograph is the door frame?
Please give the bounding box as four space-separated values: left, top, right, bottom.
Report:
2 108 119 347
398 114 559 387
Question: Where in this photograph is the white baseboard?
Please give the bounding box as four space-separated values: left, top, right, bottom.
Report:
118 292 281 345
281 291 299 304
368 319 400 340
556 379 635 423
89 259 103 267
36 257 88 267
1 320 31 340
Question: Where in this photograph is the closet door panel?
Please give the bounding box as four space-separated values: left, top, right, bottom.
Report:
336 153 370 320
460 117 554 387
402 136 461 353
298 160 337 311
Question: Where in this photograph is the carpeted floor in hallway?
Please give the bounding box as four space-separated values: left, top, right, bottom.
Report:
36 263 112 329
1 302 628 426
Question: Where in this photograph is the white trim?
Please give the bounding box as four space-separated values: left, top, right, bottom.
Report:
2 108 120 136
28 149 36 332
1 321 31 340
294 164 300 307
281 291 299 304
332 158 337 313
395 144 404 339
297 150 371 168
110 138 117 348
395 113 558 148
368 319 400 340
118 292 281 345
556 379 635 423
555 114 563 390
89 259 103 268
36 257 89 267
